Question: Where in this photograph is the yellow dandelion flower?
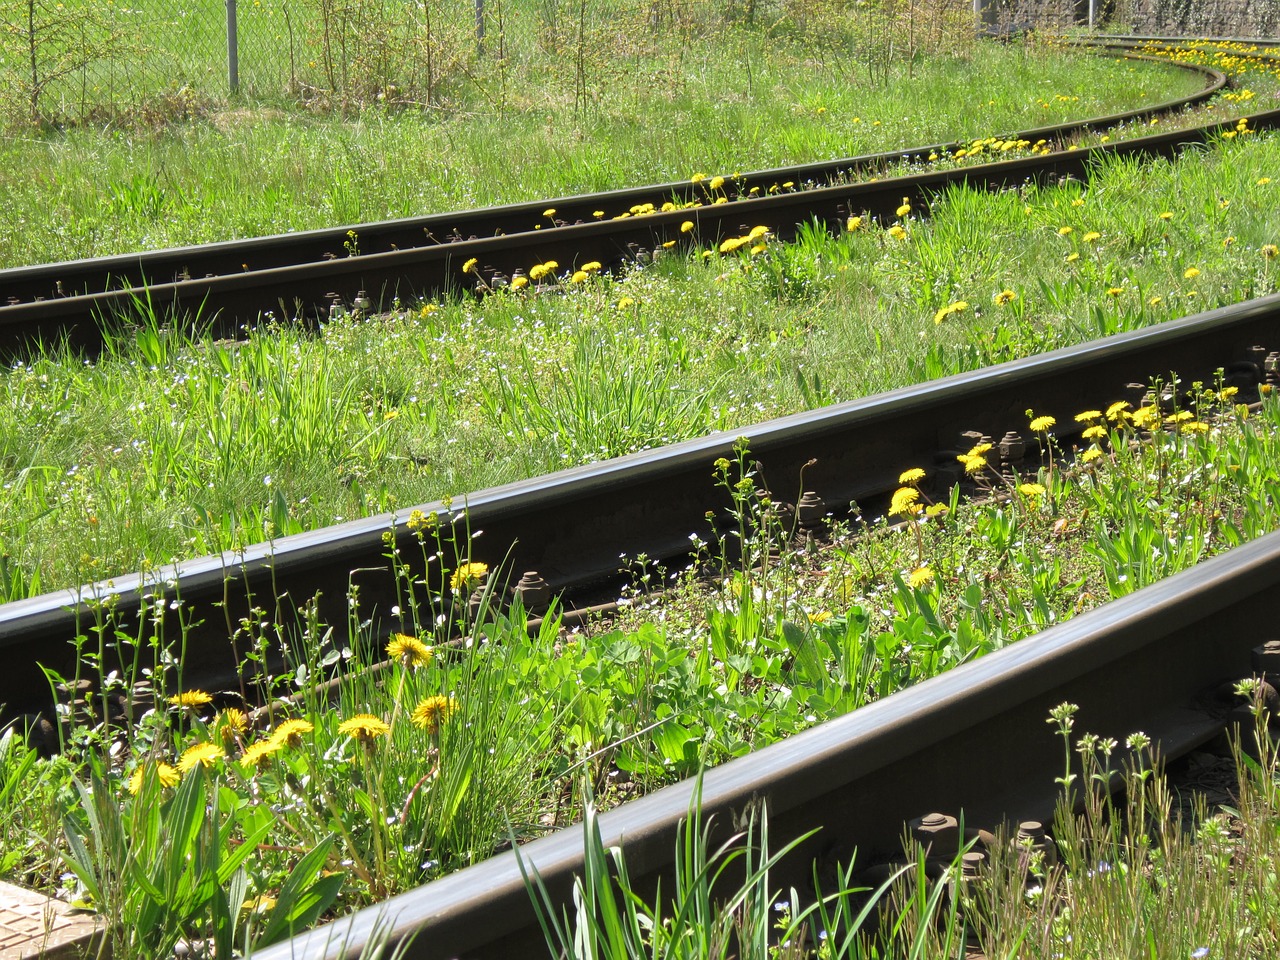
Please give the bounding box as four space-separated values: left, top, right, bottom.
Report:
128 761 180 795
1159 211 1174 220
217 708 248 743
1223 236 1236 247
1074 410 1102 422
543 208 556 218
386 633 433 668
169 690 214 709
1018 482 1046 497
748 225 769 240
959 454 988 474
1131 406 1159 427
1029 415 1056 432
1184 267 1201 280
617 297 636 310
270 718 314 748
543 260 558 270
1182 421 1210 433
410 695 459 734
898 467 926 485
450 561 489 592
896 198 912 218
529 264 549 281
809 609 833 624
1149 295 1163 306
1262 244 1278 259
846 216 863 231
680 221 695 234
924 503 949 518
719 237 747 254
888 225 906 240
462 257 478 275
593 210 605 218
708 176 726 191
177 742 225 773
581 261 602 273
338 713 391 742
1082 425 1108 440
510 275 529 290
571 270 589 284
1258 178 1272 185
240 738 284 770
908 566 934 589
1058 226 1073 236
1083 231 1102 243
1106 287 1124 297
994 289 1016 305
889 487 921 517
1065 252 1080 263
1080 448 1104 463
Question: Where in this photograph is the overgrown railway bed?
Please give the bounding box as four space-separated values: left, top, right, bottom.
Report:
3 35 1280 960
0 39 1260 356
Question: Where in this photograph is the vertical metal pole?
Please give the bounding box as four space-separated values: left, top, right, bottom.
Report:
227 0 240 93
1089 0 1096 28
475 0 485 59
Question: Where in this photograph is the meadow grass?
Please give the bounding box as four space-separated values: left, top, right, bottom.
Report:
0 38 1207 268
3 121 1279 599
2 383 1277 957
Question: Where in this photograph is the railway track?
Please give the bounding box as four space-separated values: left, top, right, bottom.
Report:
3 35 1280 960
0 41 1251 358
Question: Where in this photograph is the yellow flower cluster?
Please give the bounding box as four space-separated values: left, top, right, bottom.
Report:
933 300 968 324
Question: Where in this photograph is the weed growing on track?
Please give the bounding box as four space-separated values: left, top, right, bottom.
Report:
4 129 1280 597
0 40 1204 268
1 382 1278 956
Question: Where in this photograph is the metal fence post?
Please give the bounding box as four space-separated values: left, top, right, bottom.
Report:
227 0 240 93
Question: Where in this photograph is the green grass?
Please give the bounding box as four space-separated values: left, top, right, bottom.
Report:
3 120 1279 599
0 37 1206 267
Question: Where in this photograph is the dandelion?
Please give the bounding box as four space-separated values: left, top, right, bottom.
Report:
809 609 833 624
1258 178 1272 186
994 289 1016 305
748 225 770 240
896 198 912 217
680 221 695 234
924 503 949 518
386 633 433 668
1149 295 1163 306
1159 211 1174 220
592 210 605 218
461 257 478 275
898 467 926 485
581 261 602 273
846 216 862 231
169 690 214 710
1074 410 1102 422
529 264 549 281
617 297 635 310
1065 252 1080 263
338 713 391 743
1080 447 1104 463
128 762 180 795
217 708 248 743
1029 414 1056 432
571 270 589 284
889 487 921 517
411 695 459 734
1263 244 1278 259
543 208 556 218
1106 287 1124 297
1223 236 1236 247
178 742 226 773
271 718 314 748
967 442 993 457
1019 482 1046 498
1184 267 1201 280
887 225 906 240
1082 231 1102 243
240 738 284 770
450 561 489 592
1082 424 1108 440
510 275 529 290
908 566 934 588
1058 226 1073 236
958 453 988 474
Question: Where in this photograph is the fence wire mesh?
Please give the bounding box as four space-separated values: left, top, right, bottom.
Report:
1 0 1064 126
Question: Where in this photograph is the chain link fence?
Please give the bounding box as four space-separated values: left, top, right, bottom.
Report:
0 0 1045 128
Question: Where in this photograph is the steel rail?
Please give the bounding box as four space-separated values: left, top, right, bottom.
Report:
0 43 1222 304
0 47 1237 356
254 526 1280 960
2 289 1276 717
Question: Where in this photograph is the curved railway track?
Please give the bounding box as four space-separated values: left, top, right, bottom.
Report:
4 34 1280 960
0 41 1256 358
